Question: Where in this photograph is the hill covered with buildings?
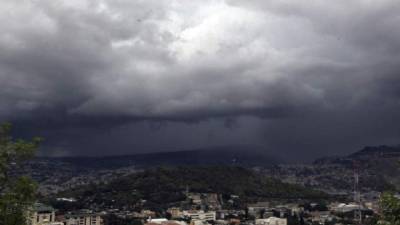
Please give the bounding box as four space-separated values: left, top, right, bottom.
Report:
51 166 328 212
23 144 400 225
264 145 400 197
17 144 400 197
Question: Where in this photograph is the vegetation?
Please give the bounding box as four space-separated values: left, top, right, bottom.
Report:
57 166 329 211
379 158 400 225
0 123 41 225
380 192 400 225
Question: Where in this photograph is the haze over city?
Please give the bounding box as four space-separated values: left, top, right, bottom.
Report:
1 0 400 161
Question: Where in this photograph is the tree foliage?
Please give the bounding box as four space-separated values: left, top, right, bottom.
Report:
380 192 400 225
0 123 41 225
379 159 400 225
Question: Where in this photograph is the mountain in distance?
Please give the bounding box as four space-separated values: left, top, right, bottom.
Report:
349 145 400 158
313 144 400 166
313 144 400 188
20 145 283 195
35 145 282 171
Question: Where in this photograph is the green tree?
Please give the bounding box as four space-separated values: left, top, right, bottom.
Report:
380 192 400 225
0 123 41 225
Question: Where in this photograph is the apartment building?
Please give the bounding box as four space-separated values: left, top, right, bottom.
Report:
183 210 216 221
28 203 63 225
64 213 103 225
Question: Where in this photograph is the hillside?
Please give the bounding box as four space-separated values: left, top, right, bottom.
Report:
19 146 282 193
349 145 400 158
53 166 328 211
312 144 400 190
314 145 400 165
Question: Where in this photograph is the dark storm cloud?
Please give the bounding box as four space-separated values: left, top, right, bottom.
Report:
1 0 400 160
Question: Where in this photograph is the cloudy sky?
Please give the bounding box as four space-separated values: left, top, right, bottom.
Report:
1 0 400 161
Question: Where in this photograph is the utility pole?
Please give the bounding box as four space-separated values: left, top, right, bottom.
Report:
353 162 362 224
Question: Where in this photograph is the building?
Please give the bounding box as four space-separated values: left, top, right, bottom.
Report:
183 210 216 222
147 218 168 223
142 209 157 218
167 207 183 218
28 203 63 225
255 217 287 225
64 213 103 225
187 193 202 205
146 220 188 225
203 193 220 209
310 211 332 223
331 203 362 213
248 202 270 218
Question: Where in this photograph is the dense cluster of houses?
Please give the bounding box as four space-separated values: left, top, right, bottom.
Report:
27 194 382 225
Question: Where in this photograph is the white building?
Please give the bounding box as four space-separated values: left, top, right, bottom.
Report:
255 217 287 225
332 203 362 213
147 218 169 223
183 210 216 221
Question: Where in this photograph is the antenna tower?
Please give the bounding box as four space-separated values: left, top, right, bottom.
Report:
353 161 362 224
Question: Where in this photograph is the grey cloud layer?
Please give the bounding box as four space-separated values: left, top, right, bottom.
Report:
1 0 400 159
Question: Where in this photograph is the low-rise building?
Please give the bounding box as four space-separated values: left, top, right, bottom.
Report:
146 219 188 225
64 213 103 225
168 207 183 218
248 202 270 218
331 203 362 213
188 193 202 205
255 217 287 225
183 210 216 222
310 211 332 223
141 209 157 218
28 203 63 225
